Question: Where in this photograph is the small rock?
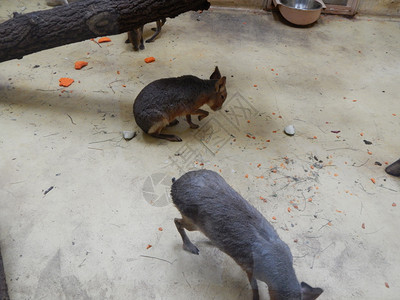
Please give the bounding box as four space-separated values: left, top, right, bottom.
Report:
363 140 372 145
284 125 295 136
122 131 136 141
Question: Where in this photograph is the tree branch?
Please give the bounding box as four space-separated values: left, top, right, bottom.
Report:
0 0 210 63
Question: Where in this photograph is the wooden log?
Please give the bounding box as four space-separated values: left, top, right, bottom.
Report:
0 0 210 63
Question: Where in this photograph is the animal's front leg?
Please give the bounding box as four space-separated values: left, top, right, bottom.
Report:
186 115 199 129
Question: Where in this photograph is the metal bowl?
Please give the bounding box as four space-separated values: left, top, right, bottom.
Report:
278 0 323 25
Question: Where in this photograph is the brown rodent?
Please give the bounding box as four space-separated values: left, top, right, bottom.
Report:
133 67 227 142
126 18 166 51
171 170 323 300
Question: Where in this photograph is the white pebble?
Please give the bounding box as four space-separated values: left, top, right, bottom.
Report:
123 131 136 140
284 125 295 136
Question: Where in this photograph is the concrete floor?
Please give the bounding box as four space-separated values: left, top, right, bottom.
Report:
1 2 400 299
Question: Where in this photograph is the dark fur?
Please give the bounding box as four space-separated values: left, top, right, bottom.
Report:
385 158 400 177
133 67 227 142
171 170 323 300
126 18 166 51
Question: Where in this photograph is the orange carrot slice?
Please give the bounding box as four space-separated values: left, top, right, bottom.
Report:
98 37 111 43
59 78 74 87
74 61 88 70
144 57 156 63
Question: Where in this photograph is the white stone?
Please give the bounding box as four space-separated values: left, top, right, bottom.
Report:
123 131 136 140
284 125 295 136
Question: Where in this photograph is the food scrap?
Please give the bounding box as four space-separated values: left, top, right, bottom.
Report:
361 223 365 229
59 77 74 87
146 244 152 249
144 57 156 63
74 61 88 70
98 37 111 43
370 178 376 184
385 282 390 288
158 227 163 231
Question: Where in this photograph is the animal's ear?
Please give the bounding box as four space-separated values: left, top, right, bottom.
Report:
210 66 221 80
215 76 226 92
301 282 323 300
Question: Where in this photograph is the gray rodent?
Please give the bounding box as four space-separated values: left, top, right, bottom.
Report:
171 170 323 300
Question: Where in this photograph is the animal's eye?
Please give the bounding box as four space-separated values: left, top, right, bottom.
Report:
221 95 225 100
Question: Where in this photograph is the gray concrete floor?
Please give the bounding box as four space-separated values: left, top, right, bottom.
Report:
1 2 400 299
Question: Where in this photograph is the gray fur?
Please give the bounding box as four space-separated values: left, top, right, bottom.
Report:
385 158 400 177
171 170 323 300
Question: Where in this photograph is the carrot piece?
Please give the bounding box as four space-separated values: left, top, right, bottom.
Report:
272 216 276 220
74 61 88 70
334 173 338 177
253 84 257 87
59 78 74 87
98 37 111 43
287 207 291 213
158 227 163 231
245 174 249 178
392 203 397 207
146 244 152 249
361 223 365 229
313 136 317 139
367 151 372 155
370 178 376 184
360 133 364 136
144 57 156 63
385 282 389 288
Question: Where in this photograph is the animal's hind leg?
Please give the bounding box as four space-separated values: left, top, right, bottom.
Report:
246 271 260 300
167 119 179 127
174 217 199 255
146 19 163 43
148 119 182 142
150 133 182 142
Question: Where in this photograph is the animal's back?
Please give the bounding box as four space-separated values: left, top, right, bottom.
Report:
171 170 281 266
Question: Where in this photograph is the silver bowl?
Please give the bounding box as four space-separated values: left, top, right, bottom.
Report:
278 0 323 25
